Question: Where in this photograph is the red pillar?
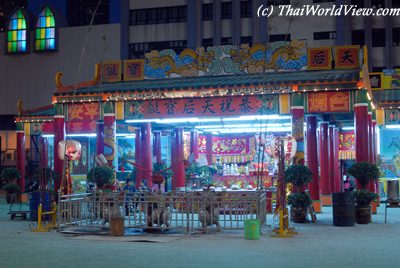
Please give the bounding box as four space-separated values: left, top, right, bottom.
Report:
172 128 185 189
306 116 320 201
355 103 369 189
96 120 104 155
319 122 330 195
135 128 142 188
141 123 152 188
103 114 117 168
372 120 377 163
333 127 341 193
171 132 176 189
328 125 335 194
367 112 376 193
53 115 65 192
153 131 162 164
190 130 199 160
16 123 25 192
206 133 213 166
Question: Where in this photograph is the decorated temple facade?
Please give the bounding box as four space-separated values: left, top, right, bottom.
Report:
16 41 390 210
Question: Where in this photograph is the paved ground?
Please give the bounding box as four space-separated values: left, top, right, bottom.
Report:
0 196 399 268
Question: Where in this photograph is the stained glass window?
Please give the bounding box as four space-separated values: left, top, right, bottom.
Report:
35 7 56 51
7 9 27 53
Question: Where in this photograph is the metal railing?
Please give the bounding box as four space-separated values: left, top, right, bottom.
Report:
58 190 266 235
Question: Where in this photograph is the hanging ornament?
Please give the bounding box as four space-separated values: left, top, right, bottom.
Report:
58 140 82 161
265 136 297 160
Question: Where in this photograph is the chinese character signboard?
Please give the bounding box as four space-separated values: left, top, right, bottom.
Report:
385 109 400 125
67 103 100 133
198 136 252 155
102 61 122 82
124 95 279 119
307 91 350 113
307 47 332 70
369 73 382 90
334 45 359 69
124 59 144 81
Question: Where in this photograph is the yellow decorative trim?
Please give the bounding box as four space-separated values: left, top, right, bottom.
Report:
24 122 30 136
376 109 385 125
279 94 290 114
339 150 355 160
116 101 124 120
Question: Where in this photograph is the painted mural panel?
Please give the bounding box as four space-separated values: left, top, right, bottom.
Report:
144 40 308 79
379 128 400 178
30 122 54 135
384 109 400 125
124 95 279 119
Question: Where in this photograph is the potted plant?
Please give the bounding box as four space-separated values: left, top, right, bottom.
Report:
3 183 21 204
287 192 312 223
87 166 115 190
1 167 21 184
347 162 380 224
285 164 313 223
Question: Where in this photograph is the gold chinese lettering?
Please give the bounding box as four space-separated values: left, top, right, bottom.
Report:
85 103 99 120
309 93 328 112
71 122 83 132
330 93 349 111
69 106 84 120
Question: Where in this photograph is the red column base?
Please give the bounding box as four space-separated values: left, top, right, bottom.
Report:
321 195 332 206
371 201 378 214
313 200 322 213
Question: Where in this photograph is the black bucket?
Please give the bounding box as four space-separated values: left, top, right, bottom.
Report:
29 191 51 221
332 192 355 227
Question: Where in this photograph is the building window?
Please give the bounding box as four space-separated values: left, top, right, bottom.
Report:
0 0 27 32
352 30 365 46
221 37 233 45
351 0 364 8
313 0 334 3
372 29 385 47
371 0 384 8
130 6 187 25
129 40 187 59
202 38 213 48
393 28 400 46
67 0 110 27
240 1 252 18
221 2 232 19
35 7 56 51
372 66 385 72
269 0 290 5
202 4 213 20
240 36 252 45
269 34 290 42
6 9 27 53
314 31 336 40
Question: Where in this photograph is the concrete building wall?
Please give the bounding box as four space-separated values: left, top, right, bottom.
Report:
0 23 121 115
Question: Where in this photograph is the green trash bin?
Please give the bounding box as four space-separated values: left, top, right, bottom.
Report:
244 219 260 240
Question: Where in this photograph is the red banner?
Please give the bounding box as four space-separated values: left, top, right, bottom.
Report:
339 130 355 160
308 91 350 113
67 103 100 134
125 95 279 119
198 136 251 155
